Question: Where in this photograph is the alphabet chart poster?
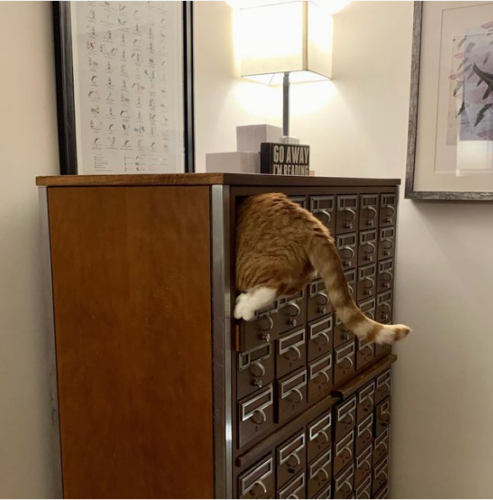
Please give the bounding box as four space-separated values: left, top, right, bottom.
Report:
70 1 185 173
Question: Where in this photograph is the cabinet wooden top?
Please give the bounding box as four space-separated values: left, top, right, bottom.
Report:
36 173 401 188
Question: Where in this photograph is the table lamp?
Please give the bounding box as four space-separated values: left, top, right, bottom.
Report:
237 0 342 140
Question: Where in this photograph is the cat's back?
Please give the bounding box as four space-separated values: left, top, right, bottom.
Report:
237 192 324 243
238 192 307 229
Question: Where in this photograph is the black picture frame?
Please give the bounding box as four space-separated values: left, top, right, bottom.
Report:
406 1 493 201
52 1 195 175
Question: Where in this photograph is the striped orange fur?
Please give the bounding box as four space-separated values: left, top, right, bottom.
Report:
235 193 410 345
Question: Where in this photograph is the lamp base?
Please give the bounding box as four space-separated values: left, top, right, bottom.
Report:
280 136 301 145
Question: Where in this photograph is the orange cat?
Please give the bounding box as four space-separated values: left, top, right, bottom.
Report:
235 193 410 345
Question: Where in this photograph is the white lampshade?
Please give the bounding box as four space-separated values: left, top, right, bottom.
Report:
238 1 333 84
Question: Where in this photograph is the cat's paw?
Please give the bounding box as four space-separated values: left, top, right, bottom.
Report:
235 293 247 305
234 303 256 322
374 324 411 344
234 293 256 322
234 294 247 320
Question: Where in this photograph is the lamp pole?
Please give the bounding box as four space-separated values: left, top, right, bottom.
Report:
283 72 290 138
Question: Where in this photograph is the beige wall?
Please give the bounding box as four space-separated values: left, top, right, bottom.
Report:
0 2 59 498
195 2 493 498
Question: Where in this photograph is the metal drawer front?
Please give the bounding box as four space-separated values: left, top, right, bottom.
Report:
308 317 333 362
308 353 333 402
359 194 379 230
307 450 332 498
238 386 274 448
277 328 306 379
277 431 306 489
357 381 375 423
337 233 358 270
237 343 275 399
336 195 359 234
278 369 308 423
239 455 274 499
310 195 335 232
307 411 332 463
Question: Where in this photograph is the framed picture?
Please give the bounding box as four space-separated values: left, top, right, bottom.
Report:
406 1 493 200
53 1 195 175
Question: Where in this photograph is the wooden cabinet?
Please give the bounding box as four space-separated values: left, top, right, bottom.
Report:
37 173 401 499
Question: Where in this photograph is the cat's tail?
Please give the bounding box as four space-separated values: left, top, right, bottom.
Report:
309 234 410 345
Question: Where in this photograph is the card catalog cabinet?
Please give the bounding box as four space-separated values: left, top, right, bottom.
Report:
37 173 400 499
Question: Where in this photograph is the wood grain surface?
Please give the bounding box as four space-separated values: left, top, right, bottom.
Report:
48 186 214 498
37 173 401 188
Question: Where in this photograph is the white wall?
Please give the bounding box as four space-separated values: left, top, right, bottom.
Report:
0 2 59 498
195 2 493 498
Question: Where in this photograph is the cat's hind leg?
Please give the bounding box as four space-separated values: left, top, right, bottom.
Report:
234 287 278 322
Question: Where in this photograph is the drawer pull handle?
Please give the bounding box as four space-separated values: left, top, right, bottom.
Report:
260 333 271 343
317 468 329 482
359 383 375 402
284 345 301 361
251 409 267 425
366 220 374 226
250 361 266 378
376 470 389 482
251 480 267 498
286 301 301 318
259 315 274 332
360 459 371 472
380 410 391 423
379 302 391 313
317 209 332 224
313 330 330 346
382 204 396 216
381 238 394 250
339 356 354 370
286 452 301 469
316 291 329 305
315 429 329 444
377 441 388 453
363 241 376 255
287 388 303 404
340 207 356 221
366 206 377 218
380 269 393 281
341 413 355 426
359 426 372 439
342 245 355 258
341 480 352 493
315 370 330 385
339 445 352 460
377 377 391 392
